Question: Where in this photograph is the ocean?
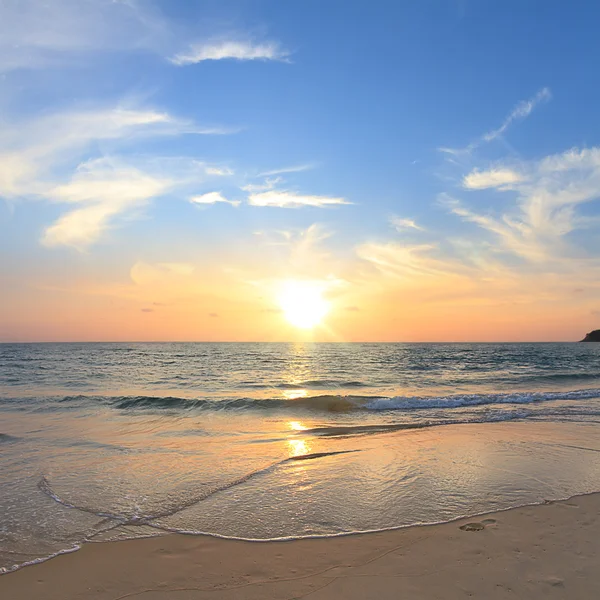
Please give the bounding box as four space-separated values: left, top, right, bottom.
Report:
2 341 600 574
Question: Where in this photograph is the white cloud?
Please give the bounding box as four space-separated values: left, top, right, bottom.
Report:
440 87 551 156
248 190 349 208
189 192 240 207
0 0 168 72
0 105 232 202
357 242 471 284
390 216 425 232
258 164 314 177
240 177 282 192
0 107 176 202
463 168 523 190
205 167 234 176
0 103 234 248
42 159 171 249
170 40 289 66
538 147 600 173
449 146 600 263
482 87 551 143
0 1 291 76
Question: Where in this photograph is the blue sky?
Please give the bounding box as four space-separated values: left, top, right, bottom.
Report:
2 0 600 341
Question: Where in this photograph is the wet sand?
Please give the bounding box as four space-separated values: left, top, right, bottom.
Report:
1 493 599 600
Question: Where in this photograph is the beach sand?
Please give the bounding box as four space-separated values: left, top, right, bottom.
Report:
1 493 599 600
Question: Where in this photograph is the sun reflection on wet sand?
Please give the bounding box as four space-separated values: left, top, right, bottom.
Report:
287 438 311 457
286 420 312 457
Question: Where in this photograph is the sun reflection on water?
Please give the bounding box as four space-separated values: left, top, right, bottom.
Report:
282 389 308 400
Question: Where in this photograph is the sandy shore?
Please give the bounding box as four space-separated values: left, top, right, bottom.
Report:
2 493 600 600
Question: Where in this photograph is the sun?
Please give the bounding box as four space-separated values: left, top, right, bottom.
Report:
277 280 330 329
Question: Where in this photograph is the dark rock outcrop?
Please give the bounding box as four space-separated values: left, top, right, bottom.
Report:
581 330 600 342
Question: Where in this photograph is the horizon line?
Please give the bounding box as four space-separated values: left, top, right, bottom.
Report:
0 339 588 344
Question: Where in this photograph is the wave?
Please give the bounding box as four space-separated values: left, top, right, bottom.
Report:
0 545 81 576
83 388 600 412
363 388 600 410
301 410 534 438
4 387 600 414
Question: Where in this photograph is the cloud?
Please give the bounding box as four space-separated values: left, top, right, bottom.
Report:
170 40 289 66
205 167 234 176
0 103 234 248
258 165 314 177
440 87 551 156
248 190 349 208
240 177 282 192
448 146 600 263
463 168 523 190
0 105 230 200
358 138 600 318
189 192 240 207
208 312 219 318
344 306 360 312
42 158 171 249
390 216 425 232
141 308 154 313
482 88 551 144
0 0 168 72
357 242 470 283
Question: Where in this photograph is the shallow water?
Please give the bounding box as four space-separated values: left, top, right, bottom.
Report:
2 342 600 573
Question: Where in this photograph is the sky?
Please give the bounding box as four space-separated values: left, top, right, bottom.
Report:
2 0 600 342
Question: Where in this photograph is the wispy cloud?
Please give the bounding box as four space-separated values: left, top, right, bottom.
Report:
353 140 600 334
258 164 314 177
448 146 600 263
189 192 240 207
390 216 425 232
205 166 234 176
0 106 180 199
463 168 523 190
0 0 167 72
170 40 289 66
42 158 171 249
357 242 470 283
439 87 551 156
0 1 291 75
240 177 282 192
0 103 235 248
248 190 349 208
482 87 551 144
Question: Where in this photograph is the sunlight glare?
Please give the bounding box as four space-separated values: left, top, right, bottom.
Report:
289 420 309 431
277 280 330 329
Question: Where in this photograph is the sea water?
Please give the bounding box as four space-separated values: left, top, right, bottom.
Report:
2 342 600 573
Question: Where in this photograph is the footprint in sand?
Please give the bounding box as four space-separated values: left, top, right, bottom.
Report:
460 522 485 531
459 519 496 532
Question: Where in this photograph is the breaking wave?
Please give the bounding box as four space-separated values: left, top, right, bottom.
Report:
5 387 598 414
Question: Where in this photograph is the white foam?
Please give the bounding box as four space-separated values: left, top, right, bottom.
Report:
365 388 600 411
0 545 81 576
